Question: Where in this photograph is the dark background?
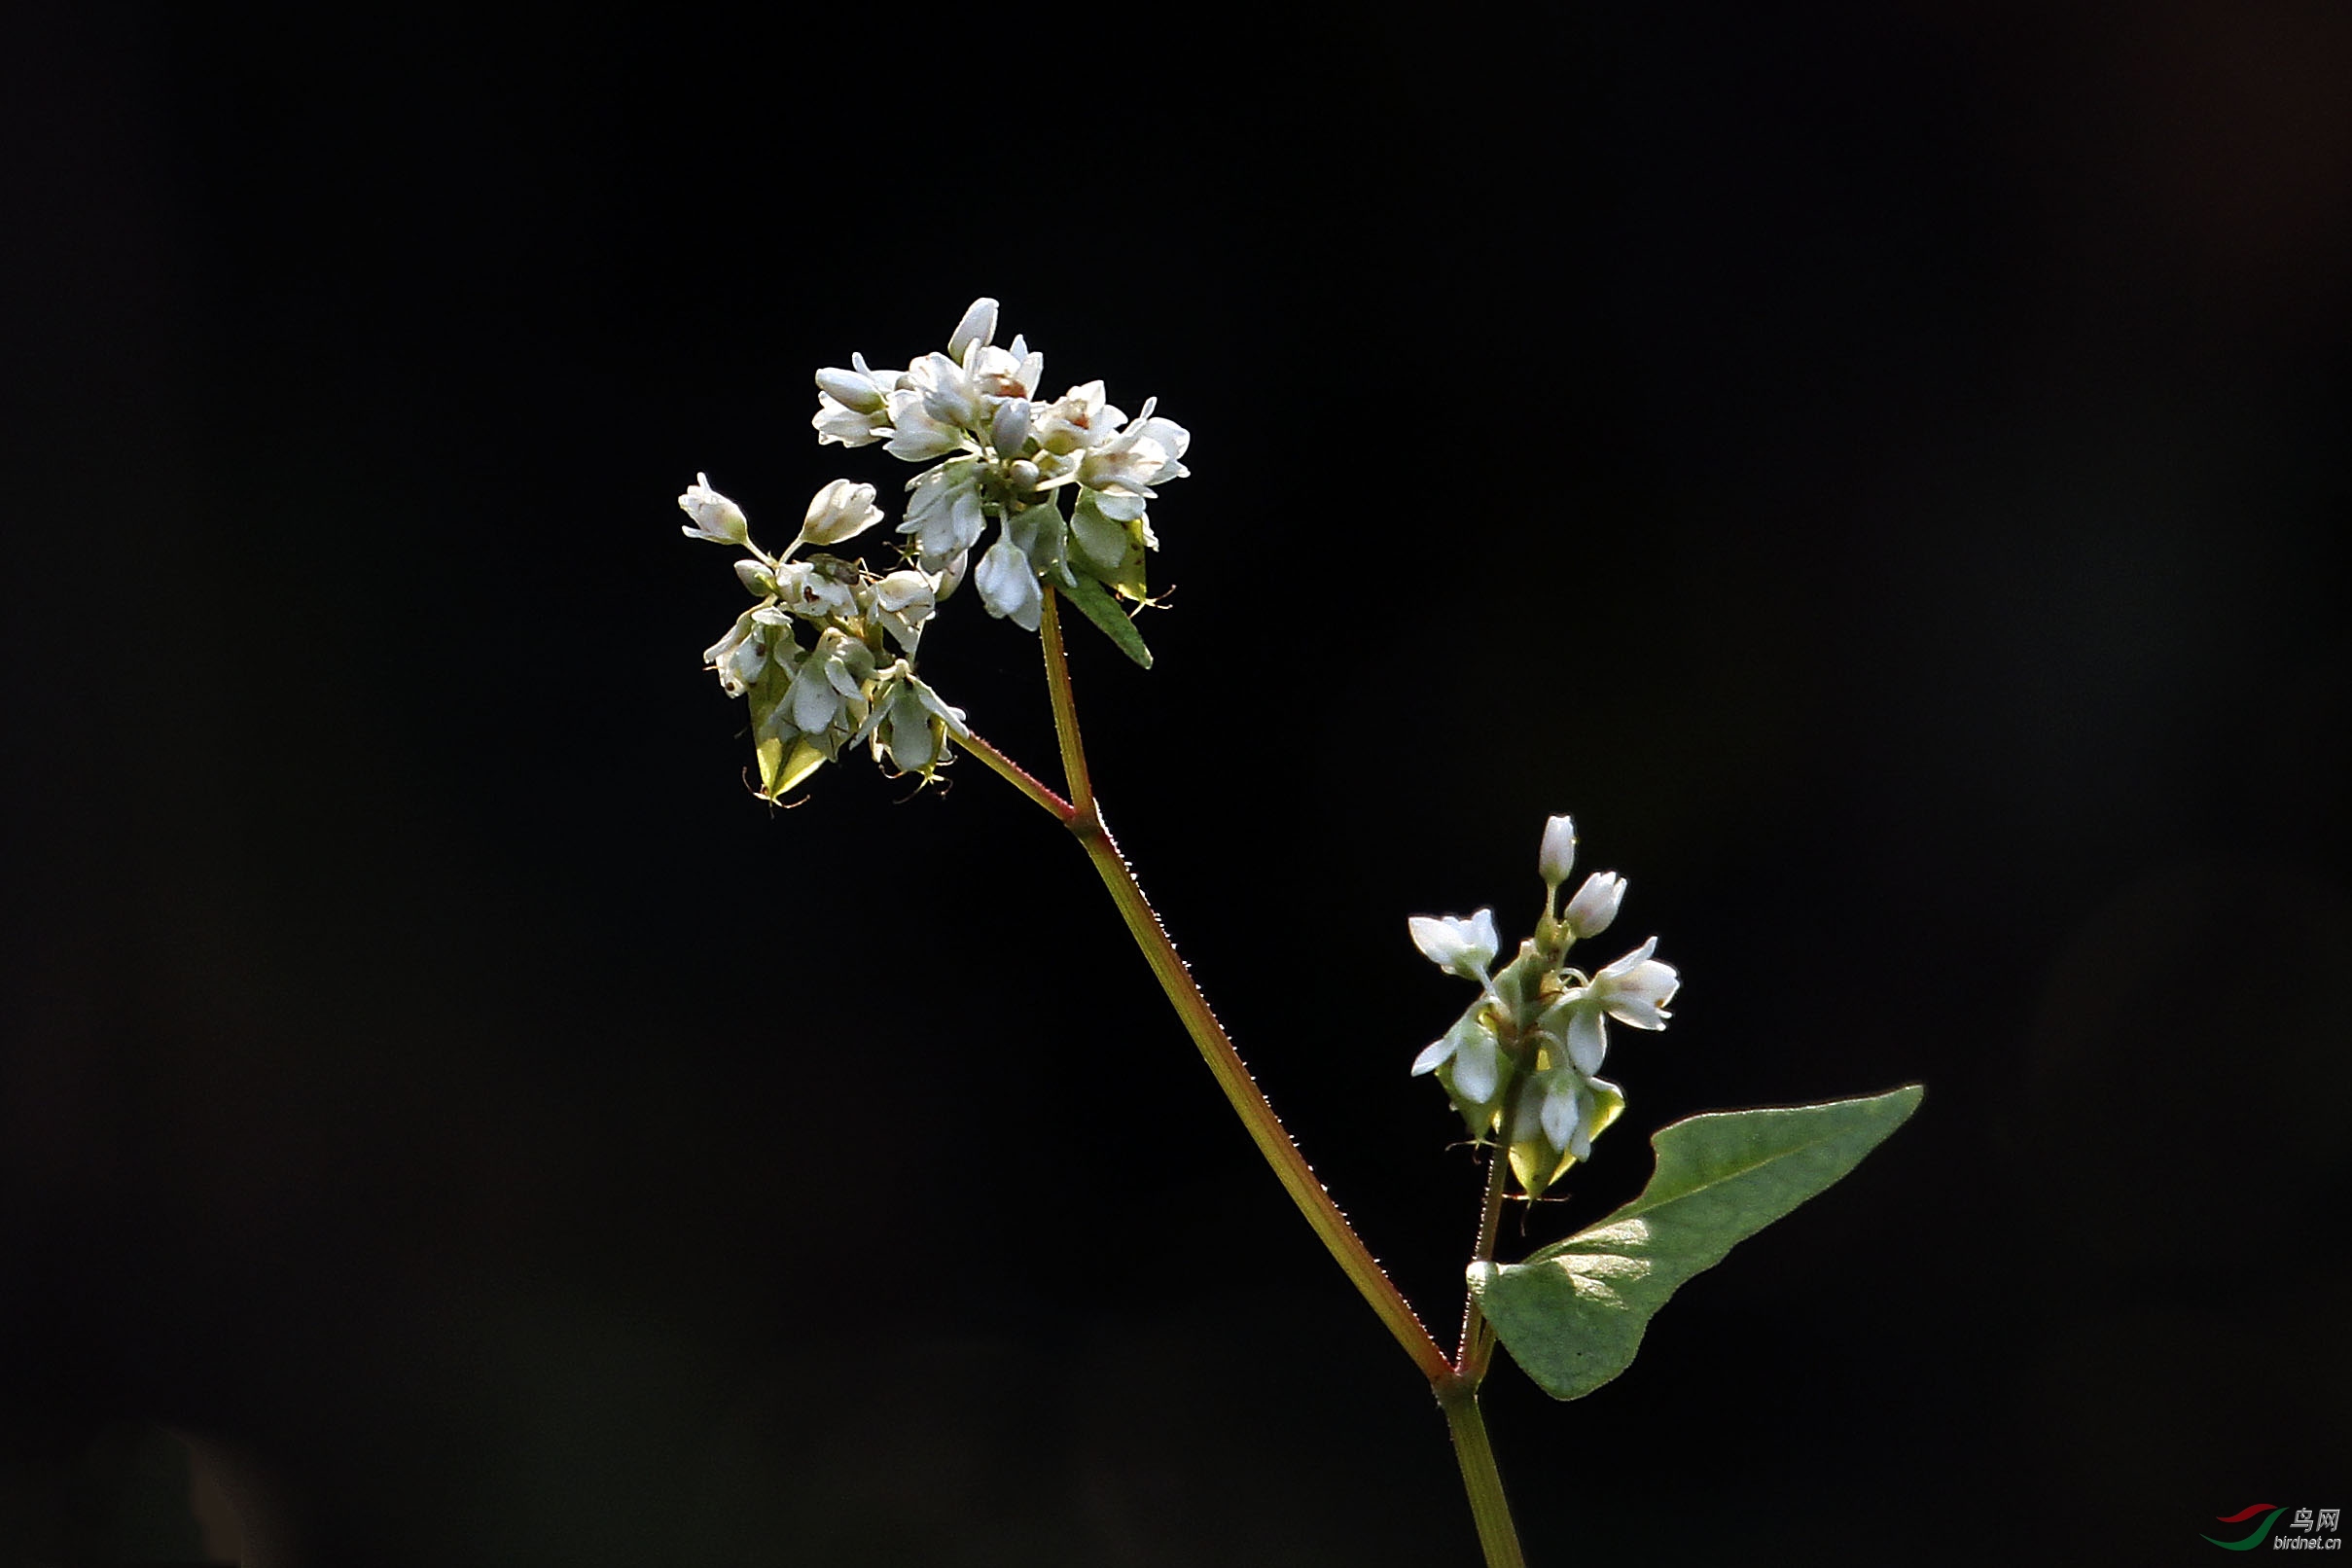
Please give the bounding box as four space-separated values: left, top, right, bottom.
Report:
4 5 2348 1565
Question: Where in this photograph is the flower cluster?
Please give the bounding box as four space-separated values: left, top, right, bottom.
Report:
811 297 1190 631
679 298 1190 798
1408 815 1681 1198
681 473 967 799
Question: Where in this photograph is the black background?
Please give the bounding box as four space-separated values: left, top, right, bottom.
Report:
4 5 2348 1565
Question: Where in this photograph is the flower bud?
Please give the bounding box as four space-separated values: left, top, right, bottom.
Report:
678 473 749 545
1561 872 1626 939
800 479 883 546
990 397 1033 455
814 366 887 414
1538 814 1577 889
947 297 998 362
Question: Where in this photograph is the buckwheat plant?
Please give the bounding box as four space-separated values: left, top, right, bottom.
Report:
675 298 1921 1566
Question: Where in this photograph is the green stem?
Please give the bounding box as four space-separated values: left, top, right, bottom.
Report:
956 725 1074 822
1034 588 1452 1385
1457 1056 1533 1390
1039 588 1093 816
1455 1130 1513 1384
1438 1381 1528 1568
990 587 1526 1562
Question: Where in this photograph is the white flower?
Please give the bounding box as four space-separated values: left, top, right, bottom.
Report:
701 613 768 697
1561 872 1626 939
1123 400 1191 481
1034 380 1126 455
799 478 884 546
907 350 982 430
969 338 1043 401
1077 401 1186 515
812 395 889 447
1539 815 1577 889
904 669 967 735
765 562 857 623
946 297 998 362
785 627 873 738
870 679 938 773
1589 936 1678 1025
1078 431 1172 498
972 530 1043 630
1411 1011 1504 1104
882 387 970 461
1549 936 1679 1074
900 461 987 568
812 361 894 447
1408 909 1499 981
865 670 968 775
871 568 937 654
679 473 749 545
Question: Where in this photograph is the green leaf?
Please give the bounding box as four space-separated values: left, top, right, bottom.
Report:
1058 575 1155 669
1471 1085 1923 1401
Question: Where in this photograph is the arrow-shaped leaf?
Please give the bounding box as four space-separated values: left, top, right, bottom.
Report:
1471 1084 1922 1401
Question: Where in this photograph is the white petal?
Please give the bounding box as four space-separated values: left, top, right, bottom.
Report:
1566 1005 1609 1075
1540 1079 1585 1150
1598 936 1658 978
1409 1036 1456 1075
1605 992 1667 1030
1464 909 1499 966
1451 1030 1499 1104
1408 914 1466 969
947 297 998 360
1566 1112 1593 1162
790 669 838 731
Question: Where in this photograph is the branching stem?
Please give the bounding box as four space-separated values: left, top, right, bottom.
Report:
956 726 1074 822
966 585 1524 1565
